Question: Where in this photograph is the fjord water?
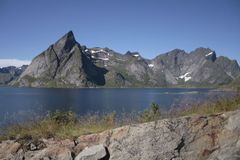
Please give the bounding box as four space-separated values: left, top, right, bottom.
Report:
0 87 230 126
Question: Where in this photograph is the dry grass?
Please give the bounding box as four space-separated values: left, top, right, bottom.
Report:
0 112 117 141
1 95 240 141
175 94 240 116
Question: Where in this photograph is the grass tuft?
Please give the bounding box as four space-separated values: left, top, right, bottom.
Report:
140 103 161 122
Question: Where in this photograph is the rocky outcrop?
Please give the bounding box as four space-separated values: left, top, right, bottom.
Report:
13 31 240 88
1 110 240 160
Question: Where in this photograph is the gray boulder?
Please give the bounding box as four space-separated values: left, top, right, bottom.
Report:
75 144 108 160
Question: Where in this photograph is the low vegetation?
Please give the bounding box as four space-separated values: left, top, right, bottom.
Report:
0 111 116 141
140 103 161 122
176 94 240 116
0 95 240 141
22 75 36 83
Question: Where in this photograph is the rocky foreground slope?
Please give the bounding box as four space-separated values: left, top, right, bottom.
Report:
1 110 240 160
13 31 240 88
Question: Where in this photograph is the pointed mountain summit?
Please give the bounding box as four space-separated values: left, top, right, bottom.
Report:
15 31 107 87
53 30 77 54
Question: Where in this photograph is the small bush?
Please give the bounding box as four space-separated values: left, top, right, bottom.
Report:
48 110 77 124
140 103 161 122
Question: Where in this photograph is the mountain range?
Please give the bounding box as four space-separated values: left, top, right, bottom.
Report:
0 65 27 85
1 31 239 88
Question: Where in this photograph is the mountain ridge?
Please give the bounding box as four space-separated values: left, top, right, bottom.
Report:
0 65 27 85
5 31 240 88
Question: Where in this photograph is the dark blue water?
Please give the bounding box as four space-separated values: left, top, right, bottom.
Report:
0 87 231 125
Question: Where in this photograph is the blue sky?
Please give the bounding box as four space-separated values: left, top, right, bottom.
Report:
0 0 239 66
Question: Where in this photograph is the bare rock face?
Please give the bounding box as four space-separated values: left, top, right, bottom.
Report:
0 141 21 159
15 31 107 88
152 48 240 86
1 110 240 160
76 110 240 160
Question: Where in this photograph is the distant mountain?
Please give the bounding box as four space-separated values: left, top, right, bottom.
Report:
227 75 240 90
13 31 240 88
0 65 28 85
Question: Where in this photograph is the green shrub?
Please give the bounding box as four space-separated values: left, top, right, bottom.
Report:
23 75 36 83
48 111 77 125
140 103 161 122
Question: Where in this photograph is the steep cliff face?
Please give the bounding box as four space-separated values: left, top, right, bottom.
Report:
1 110 240 160
14 31 240 88
16 31 107 87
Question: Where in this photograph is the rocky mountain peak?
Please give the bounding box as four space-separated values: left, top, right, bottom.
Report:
194 47 212 52
125 51 141 57
168 49 186 54
205 51 217 62
191 47 216 62
191 47 212 55
53 30 77 54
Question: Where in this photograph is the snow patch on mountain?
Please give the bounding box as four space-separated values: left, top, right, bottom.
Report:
133 54 139 57
205 52 213 57
90 49 109 55
148 64 154 68
179 72 192 82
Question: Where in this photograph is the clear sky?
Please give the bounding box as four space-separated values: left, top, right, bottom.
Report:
0 0 239 66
